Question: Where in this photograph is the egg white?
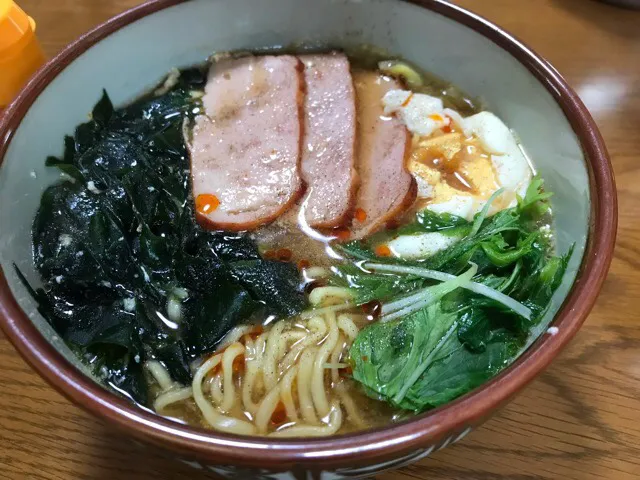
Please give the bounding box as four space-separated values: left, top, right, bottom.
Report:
382 90 447 137
464 112 532 199
387 231 461 260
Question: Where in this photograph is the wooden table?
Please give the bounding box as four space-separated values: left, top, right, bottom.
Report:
1 1 639 478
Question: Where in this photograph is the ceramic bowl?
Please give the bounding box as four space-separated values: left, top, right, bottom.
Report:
0 0 616 478
598 0 640 9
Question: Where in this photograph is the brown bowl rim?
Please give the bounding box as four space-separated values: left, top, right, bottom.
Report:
0 0 617 469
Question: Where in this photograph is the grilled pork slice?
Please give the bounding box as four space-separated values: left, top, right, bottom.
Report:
350 70 416 238
189 55 304 231
299 53 358 228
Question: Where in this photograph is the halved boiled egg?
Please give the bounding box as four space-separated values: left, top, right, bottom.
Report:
382 90 532 221
377 91 533 260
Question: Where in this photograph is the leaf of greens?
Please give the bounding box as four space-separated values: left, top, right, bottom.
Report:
480 231 538 268
342 181 571 413
469 188 504 238
330 263 424 305
517 175 553 217
363 262 533 321
350 303 459 408
351 296 520 412
334 241 378 261
510 244 574 314
381 263 477 323
396 209 470 236
398 331 516 410
456 303 525 353
423 207 521 272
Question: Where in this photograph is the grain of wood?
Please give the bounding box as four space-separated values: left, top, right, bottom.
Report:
1 0 639 478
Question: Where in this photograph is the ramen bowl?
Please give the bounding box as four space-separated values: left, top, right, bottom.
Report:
0 0 616 478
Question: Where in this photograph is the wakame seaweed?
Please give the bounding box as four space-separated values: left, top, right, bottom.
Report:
26 69 307 404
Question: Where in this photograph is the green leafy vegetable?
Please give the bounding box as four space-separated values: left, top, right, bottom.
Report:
350 301 516 411
363 262 532 320
330 263 424 305
480 231 538 268
380 264 477 322
425 207 521 272
518 175 554 218
345 177 571 412
395 209 470 236
398 328 516 410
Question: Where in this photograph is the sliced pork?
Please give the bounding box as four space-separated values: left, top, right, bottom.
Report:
189 55 304 231
299 53 358 228
350 70 416 238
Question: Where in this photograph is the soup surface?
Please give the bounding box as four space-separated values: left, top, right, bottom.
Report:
26 49 570 437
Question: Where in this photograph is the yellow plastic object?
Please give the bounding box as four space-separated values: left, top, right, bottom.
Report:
0 0 45 107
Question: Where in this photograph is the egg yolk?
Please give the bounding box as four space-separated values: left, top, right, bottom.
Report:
408 132 500 207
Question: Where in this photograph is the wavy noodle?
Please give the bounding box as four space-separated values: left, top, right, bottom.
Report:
208 372 224 405
220 343 245 412
152 288 367 437
154 387 193 411
147 360 196 413
146 360 174 391
279 317 325 375
217 325 257 350
241 337 261 416
279 336 309 376
255 381 284 433
280 365 299 423
337 314 360 341
330 333 346 385
297 348 319 425
308 286 354 306
298 303 354 319
191 354 256 435
334 382 367 429
303 266 330 281
263 321 286 391
311 312 339 417
270 401 342 438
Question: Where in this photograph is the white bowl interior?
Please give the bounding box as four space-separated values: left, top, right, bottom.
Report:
0 0 589 382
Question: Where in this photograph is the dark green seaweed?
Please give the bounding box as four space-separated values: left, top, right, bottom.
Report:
27 70 307 404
